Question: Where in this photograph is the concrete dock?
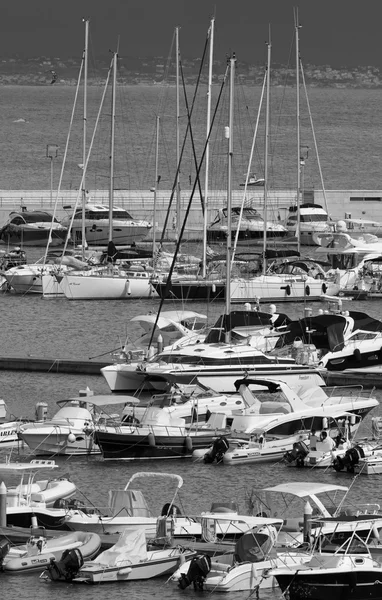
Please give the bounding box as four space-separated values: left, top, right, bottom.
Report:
0 356 108 375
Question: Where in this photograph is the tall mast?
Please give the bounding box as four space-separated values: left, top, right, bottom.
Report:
202 16 214 278
262 35 271 275
175 26 181 243
225 54 235 343
295 8 301 255
152 115 160 260
81 18 89 259
108 51 117 242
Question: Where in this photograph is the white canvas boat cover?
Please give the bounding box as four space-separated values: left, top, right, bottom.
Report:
95 528 147 566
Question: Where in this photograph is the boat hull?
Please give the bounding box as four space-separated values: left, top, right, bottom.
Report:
61 273 158 300
152 280 226 301
230 276 340 303
94 429 224 460
276 570 382 600
18 430 99 456
70 223 151 246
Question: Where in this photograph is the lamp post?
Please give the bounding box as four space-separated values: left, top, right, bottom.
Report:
46 144 59 206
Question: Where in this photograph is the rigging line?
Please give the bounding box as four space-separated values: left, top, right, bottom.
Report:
231 66 267 266
158 28 210 241
148 62 231 351
300 59 328 213
159 48 209 247
61 56 114 258
43 55 84 267
179 61 205 215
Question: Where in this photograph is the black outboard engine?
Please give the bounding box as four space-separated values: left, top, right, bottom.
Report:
203 436 229 464
333 445 365 473
46 548 84 581
0 539 10 569
178 554 212 590
283 441 309 467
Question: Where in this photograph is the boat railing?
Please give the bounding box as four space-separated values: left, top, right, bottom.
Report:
335 502 381 517
323 385 376 402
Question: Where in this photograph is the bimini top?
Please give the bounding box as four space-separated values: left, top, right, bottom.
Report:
262 482 349 497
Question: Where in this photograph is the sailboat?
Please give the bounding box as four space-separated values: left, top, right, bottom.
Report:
59 51 157 301
230 26 340 303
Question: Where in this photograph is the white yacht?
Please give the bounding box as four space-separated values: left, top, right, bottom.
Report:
285 202 332 246
207 206 288 244
61 203 152 246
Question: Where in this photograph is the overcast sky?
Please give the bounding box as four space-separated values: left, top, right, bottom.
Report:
1 0 381 67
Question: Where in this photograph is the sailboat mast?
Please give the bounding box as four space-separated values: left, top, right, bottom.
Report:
108 51 117 242
175 26 181 243
202 16 214 279
81 18 89 260
225 54 235 342
262 36 271 275
152 115 160 259
295 8 301 255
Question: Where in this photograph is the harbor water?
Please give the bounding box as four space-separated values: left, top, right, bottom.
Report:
1 84 382 599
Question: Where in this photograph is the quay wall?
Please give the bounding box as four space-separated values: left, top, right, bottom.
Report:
0 189 380 237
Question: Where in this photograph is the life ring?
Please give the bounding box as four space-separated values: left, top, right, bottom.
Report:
322 283 327 293
305 285 310 296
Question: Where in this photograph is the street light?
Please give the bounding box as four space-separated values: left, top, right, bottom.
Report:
46 144 59 205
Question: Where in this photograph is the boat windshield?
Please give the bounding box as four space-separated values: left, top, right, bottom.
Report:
11 212 60 224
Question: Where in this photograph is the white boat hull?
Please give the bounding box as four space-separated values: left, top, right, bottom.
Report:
230 275 340 303
60 272 158 300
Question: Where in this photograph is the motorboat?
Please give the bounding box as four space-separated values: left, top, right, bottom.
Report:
0 209 67 247
284 203 333 246
192 378 377 465
274 310 382 372
331 439 382 475
60 202 152 246
63 472 184 537
248 481 382 548
1 458 78 530
272 519 382 600
93 406 231 460
0 530 101 573
101 310 207 392
101 308 316 394
44 529 196 583
283 421 358 469
17 391 141 456
0 247 26 290
123 310 324 394
206 205 288 244
171 518 311 592
0 397 35 450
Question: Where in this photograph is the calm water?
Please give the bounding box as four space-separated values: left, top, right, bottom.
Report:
1 83 382 599
0 84 382 194
1 290 382 600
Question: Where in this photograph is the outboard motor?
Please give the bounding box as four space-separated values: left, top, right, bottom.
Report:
0 539 10 569
178 554 212 590
203 436 229 464
333 445 365 473
283 441 309 467
46 548 84 581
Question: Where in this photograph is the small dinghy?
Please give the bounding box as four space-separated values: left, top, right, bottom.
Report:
43 528 196 583
1 530 101 573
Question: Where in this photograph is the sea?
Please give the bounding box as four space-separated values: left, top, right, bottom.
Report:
1 84 382 599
